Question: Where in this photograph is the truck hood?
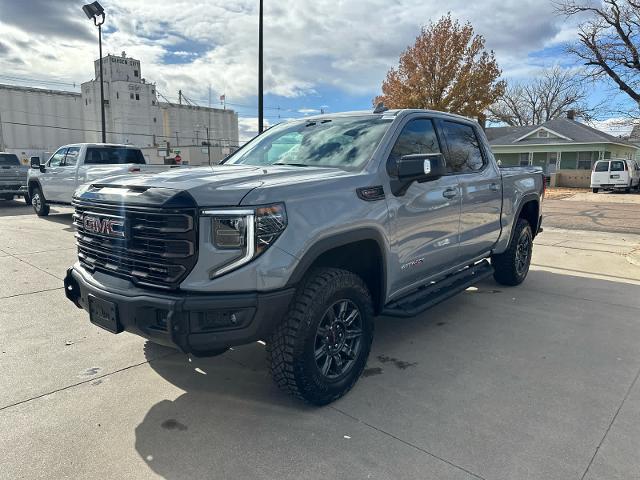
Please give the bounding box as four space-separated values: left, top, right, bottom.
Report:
79 164 353 207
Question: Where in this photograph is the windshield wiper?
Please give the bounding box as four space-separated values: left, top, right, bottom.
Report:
273 162 311 167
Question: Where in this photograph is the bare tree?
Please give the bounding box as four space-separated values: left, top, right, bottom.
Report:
556 0 640 107
374 14 505 119
488 67 597 126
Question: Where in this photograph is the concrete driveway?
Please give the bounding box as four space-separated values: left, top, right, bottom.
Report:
1 199 639 480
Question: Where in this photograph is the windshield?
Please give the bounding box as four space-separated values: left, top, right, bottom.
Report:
0 153 20 166
225 115 392 170
85 147 145 165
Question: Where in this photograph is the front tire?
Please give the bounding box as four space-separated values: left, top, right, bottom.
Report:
592 188 599 193
267 268 374 405
492 218 533 286
31 187 50 216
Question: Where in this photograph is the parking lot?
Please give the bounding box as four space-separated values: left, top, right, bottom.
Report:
1 197 640 480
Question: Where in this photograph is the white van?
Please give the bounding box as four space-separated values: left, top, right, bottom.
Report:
591 159 640 193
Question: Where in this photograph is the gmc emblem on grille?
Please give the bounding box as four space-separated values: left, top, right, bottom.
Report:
83 215 125 238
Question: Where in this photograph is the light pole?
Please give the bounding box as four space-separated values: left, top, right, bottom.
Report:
258 0 264 134
82 1 106 143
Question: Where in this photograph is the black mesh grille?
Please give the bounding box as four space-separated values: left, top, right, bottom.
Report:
73 200 198 290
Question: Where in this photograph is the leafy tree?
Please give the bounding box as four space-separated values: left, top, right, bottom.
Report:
374 14 505 118
556 0 640 106
488 67 599 125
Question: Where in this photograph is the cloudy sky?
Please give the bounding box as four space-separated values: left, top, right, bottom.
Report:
0 0 630 139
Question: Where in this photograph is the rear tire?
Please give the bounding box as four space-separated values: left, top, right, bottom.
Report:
592 188 599 193
23 193 31 205
31 187 50 216
492 219 533 286
267 267 374 406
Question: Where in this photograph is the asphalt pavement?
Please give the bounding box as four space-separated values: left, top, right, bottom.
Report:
1 199 639 480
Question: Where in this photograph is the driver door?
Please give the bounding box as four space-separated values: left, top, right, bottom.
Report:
39 147 67 202
385 117 462 298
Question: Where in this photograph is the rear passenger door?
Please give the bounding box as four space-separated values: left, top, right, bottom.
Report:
438 120 502 263
386 117 462 297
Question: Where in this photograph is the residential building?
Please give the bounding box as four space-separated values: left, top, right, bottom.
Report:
487 114 638 177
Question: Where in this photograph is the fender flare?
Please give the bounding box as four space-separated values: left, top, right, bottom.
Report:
507 193 540 246
286 227 388 313
27 179 44 198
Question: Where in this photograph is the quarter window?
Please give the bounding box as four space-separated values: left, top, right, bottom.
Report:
389 119 440 161
441 121 485 173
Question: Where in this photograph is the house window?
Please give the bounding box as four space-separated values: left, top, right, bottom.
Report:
130 93 134 99
519 152 530 166
537 130 549 138
153 117 157 123
135 94 140 100
577 151 594 169
134 70 139 77
116 92 119 99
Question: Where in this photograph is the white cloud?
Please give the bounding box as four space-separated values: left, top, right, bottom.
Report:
0 0 580 107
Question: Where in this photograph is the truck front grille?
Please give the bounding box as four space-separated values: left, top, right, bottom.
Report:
73 200 198 290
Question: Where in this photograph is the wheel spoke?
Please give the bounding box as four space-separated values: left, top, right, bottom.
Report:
333 354 344 372
337 300 348 319
315 346 327 361
321 355 332 375
340 344 356 359
345 328 362 340
343 309 359 326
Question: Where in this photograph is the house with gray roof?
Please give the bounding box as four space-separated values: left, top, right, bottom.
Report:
487 114 638 178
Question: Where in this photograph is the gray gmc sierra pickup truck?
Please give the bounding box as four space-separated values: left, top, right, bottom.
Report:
64 108 544 405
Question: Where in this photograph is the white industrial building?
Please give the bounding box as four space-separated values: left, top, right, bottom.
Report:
0 52 239 165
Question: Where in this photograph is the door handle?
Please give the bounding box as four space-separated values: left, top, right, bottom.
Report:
490 183 500 191
442 188 458 199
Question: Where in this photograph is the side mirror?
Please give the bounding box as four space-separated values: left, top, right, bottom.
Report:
30 157 40 169
391 153 446 195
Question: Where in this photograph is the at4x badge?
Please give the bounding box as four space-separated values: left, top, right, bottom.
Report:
401 257 424 270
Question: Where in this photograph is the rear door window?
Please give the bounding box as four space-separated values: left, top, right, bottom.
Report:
85 147 145 165
440 121 486 173
0 154 20 166
64 147 81 167
610 161 625 172
594 161 609 172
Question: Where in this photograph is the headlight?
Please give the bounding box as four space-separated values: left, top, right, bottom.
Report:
202 203 287 277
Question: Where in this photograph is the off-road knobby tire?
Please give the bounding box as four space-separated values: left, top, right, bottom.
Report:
266 267 374 406
31 187 50 217
492 218 533 286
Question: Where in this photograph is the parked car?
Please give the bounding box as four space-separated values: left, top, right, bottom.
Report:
591 159 640 193
0 152 29 203
27 143 181 216
64 108 544 405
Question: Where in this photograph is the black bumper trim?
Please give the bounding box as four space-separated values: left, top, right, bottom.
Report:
65 266 295 356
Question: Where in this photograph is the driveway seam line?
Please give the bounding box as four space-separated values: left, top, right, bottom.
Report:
579 364 640 480
330 406 487 480
0 286 64 299
0 351 177 413
4 252 63 282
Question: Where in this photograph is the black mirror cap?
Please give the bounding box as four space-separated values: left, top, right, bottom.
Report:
30 157 41 169
397 153 446 182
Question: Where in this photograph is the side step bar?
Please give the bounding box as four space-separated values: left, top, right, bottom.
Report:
381 260 494 318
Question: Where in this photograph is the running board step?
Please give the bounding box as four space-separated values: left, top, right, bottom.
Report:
381 260 494 318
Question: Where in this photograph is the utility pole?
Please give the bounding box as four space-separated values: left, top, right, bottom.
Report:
258 0 264 134
206 126 211 166
175 131 179 148
179 89 182 105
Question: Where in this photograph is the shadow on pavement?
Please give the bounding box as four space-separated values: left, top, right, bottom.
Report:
0 199 32 217
134 270 640 479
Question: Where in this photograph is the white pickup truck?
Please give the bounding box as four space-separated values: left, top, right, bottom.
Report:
27 143 178 216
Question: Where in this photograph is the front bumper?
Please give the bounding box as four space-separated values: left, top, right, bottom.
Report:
64 265 295 356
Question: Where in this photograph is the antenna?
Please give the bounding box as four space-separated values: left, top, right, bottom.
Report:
373 102 388 114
